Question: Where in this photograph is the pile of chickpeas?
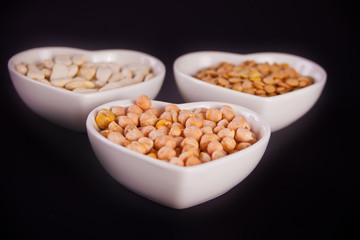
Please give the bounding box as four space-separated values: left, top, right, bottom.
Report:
193 60 314 97
95 95 257 167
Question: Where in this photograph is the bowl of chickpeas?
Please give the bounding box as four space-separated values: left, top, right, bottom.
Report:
174 51 327 131
8 47 165 132
86 95 271 209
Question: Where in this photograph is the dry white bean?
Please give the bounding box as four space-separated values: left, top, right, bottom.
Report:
50 64 68 80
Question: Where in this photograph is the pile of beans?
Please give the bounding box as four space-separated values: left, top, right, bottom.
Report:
193 60 314 97
95 95 257 167
15 54 154 93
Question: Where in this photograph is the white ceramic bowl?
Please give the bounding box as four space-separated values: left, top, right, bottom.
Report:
86 99 271 209
174 51 327 132
8 47 165 132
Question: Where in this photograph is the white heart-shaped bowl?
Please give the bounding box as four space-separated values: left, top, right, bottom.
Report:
86 99 271 209
174 51 327 132
8 47 166 132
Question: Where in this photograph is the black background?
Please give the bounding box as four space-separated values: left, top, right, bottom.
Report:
0 0 359 239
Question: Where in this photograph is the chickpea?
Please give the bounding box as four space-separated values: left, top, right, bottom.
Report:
185 116 203 128
117 115 134 128
202 120 216 129
174 136 184 147
108 121 123 134
221 105 235 122
154 135 176 149
165 103 180 113
183 126 203 141
172 122 185 130
96 108 115 129
141 125 156 137
235 128 256 143
127 112 139 126
207 140 223 155
199 152 211 163
180 136 199 149
213 125 225 134
111 106 125 117
169 157 184 166
107 132 126 146
126 141 147 154
217 119 229 127
159 111 173 122
148 129 165 141
195 112 206 120
148 108 159 117
138 137 154 153
221 137 236 152
235 142 251 151
124 125 143 141
169 125 182 137
178 110 195 125
206 108 222 122
157 146 176 160
194 107 207 114
181 145 199 157
135 95 152 110
200 133 220 151
147 152 157 159
139 110 158 127
228 115 251 131
201 126 213 135
217 128 235 139
212 149 227 160
127 104 143 115
185 156 202 166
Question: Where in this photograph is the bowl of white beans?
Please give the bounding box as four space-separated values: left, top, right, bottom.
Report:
174 51 327 131
86 95 271 209
8 47 166 132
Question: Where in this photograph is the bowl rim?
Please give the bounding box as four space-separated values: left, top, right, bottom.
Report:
173 50 327 103
8 46 166 98
86 99 271 173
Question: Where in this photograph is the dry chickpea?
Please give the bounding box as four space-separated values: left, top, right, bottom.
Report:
235 142 251 151
141 125 156 137
183 126 203 141
159 111 173 122
228 115 251 130
139 110 158 127
221 105 235 122
185 156 202 166
127 112 139 126
169 125 182 137
165 103 180 113
217 128 235 139
148 129 165 141
148 108 159 117
157 146 176 160
138 137 154 153
235 128 256 143
199 152 211 162
107 132 126 146
185 116 203 128
127 105 143 115
126 141 147 154
154 135 176 150
180 136 199 149
221 137 236 152
174 136 184 147
207 140 223 155
96 108 115 129
201 126 213 135
111 106 125 117
178 110 195 125
117 115 134 128
202 120 216 129
182 145 199 157
200 133 220 151
169 157 184 166
211 149 227 160
108 121 123 134
135 95 152 110
124 124 143 141
206 108 222 122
